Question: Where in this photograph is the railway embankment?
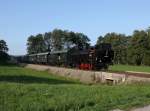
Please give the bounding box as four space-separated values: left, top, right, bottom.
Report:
24 64 150 84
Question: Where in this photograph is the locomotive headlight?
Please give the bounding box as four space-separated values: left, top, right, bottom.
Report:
99 59 102 62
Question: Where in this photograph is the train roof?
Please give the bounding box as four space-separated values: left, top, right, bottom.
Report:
28 52 50 56
71 50 89 55
28 50 68 56
50 50 68 54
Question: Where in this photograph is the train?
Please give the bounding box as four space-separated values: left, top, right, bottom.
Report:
17 43 114 70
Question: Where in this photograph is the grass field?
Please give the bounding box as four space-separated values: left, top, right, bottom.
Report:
1 66 150 111
109 64 150 73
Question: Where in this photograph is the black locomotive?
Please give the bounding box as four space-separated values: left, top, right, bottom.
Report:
17 43 114 70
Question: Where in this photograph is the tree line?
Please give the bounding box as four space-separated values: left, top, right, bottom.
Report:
96 27 150 66
26 27 150 66
1 27 150 66
27 29 90 54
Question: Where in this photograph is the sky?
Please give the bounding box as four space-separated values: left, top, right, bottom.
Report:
0 0 150 55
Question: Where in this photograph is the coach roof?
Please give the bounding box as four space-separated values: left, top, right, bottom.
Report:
28 52 50 56
50 50 68 54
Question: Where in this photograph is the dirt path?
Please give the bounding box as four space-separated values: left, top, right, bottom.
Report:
112 105 150 111
131 105 150 111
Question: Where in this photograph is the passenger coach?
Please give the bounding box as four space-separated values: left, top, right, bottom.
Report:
17 43 114 70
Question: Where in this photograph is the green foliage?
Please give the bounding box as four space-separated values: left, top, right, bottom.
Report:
97 33 130 64
27 34 47 54
43 32 52 51
96 27 150 66
96 36 103 44
0 40 9 64
142 52 150 66
51 29 65 51
0 40 8 52
128 30 148 65
75 32 90 49
0 51 10 65
26 26 150 66
27 29 90 54
1 66 150 111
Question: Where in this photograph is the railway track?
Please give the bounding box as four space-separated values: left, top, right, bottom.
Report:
108 70 150 78
24 64 150 85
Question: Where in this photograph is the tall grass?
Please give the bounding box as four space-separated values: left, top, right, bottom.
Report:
1 66 150 111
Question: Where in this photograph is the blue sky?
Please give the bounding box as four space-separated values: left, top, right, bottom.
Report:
0 0 150 55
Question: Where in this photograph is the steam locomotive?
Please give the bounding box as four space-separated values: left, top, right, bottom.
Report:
17 43 114 70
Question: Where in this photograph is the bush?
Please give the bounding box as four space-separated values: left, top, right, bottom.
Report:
0 51 10 65
142 53 150 66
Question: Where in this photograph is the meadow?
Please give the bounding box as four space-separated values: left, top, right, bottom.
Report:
109 64 150 73
1 66 150 111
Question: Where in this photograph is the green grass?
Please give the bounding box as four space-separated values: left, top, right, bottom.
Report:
1 66 150 111
109 64 150 73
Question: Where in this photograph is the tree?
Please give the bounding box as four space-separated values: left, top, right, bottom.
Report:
65 31 78 48
74 32 90 49
51 29 90 50
0 40 9 64
0 40 8 52
127 30 148 65
51 29 65 51
97 33 130 64
35 34 47 53
43 32 52 51
143 27 150 65
96 36 104 44
27 34 47 54
62 30 73 49
126 28 150 66
27 35 36 54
